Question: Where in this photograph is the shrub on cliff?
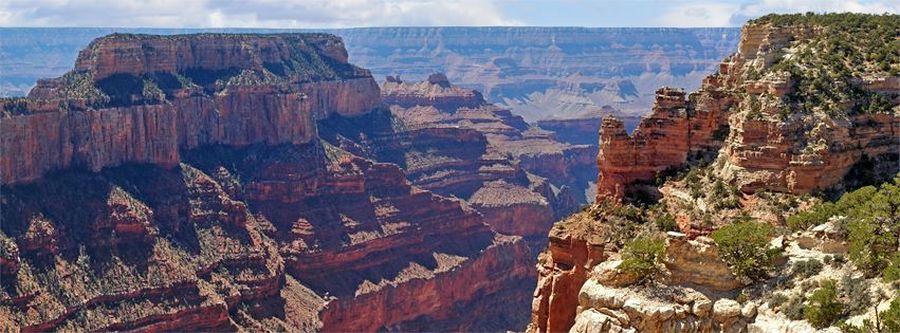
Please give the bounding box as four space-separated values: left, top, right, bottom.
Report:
789 178 899 233
804 279 844 328
882 297 900 332
619 235 666 283
849 216 898 277
846 179 900 277
841 296 900 333
654 213 677 232
791 259 823 279
711 221 775 282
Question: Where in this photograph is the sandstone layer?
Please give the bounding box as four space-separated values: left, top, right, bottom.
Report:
377 75 591 242
596 21 899 200
0 33 534 332
1 33 380 185
530 14 899 333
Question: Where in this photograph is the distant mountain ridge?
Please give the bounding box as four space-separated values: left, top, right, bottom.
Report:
1 27 740 120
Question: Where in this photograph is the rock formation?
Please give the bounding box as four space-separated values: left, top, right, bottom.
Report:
377 75 592 243
2 33 380 185
338 27 741 121
531 13 899 333
596 84 732 200
596 18 898 200
0 33 533 332
2 28 742 122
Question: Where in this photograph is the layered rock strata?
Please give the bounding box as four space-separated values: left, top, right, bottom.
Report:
531 14 899 333
596 21 898 200
596 84 733 201
1 33 380 185
0 33 533 332
378 75 590 242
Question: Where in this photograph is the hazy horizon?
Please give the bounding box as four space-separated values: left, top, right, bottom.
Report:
2 0 897 29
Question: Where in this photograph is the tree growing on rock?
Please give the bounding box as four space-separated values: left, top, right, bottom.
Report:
804 279 843 328
619 235 666 283
711 221 776 282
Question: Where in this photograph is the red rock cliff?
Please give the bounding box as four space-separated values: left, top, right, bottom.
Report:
1 33 380 185
596 22 899 201
1 33 538 333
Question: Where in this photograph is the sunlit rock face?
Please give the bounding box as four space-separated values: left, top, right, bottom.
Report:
0 33 534 332
595 22 899 201
531 15 899 333
1 33 379 185
377 74 588 241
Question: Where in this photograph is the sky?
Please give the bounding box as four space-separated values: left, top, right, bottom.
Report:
0 0 897 28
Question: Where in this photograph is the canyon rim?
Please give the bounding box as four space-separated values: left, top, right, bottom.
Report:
1 4 899 333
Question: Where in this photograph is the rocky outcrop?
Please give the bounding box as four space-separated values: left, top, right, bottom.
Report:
664 234 744 291
596 84 732 200
1 33 380 185
532 14 900 333
596 21 899 200
720 109 898 194
573 280 754 333
381 73 486 111
530 216 607 333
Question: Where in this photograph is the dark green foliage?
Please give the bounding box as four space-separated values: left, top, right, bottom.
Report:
841 296 900 333
788 179 899 233
619 235 667 283
846 180 900 277
848 212 895 277
0 97 31 116
882 253 900 282
804 280 844 328
711 221 775 281
883 297 900 332
831 254 846 268
751 13 900 117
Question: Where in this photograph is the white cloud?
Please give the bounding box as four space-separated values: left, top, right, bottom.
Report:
0 0 521 28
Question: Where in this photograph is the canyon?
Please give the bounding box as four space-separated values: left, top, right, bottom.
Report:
0 32 565 332
2 12 896 333
1 27 742 214
530 13 899 333
2 27 741 122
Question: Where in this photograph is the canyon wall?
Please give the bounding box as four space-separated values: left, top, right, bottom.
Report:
375 74 590 241
1 34 379 185
531 15 899 333
595 22 899 200
596 83 732 200
338 27 741 120
0 33 533 332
